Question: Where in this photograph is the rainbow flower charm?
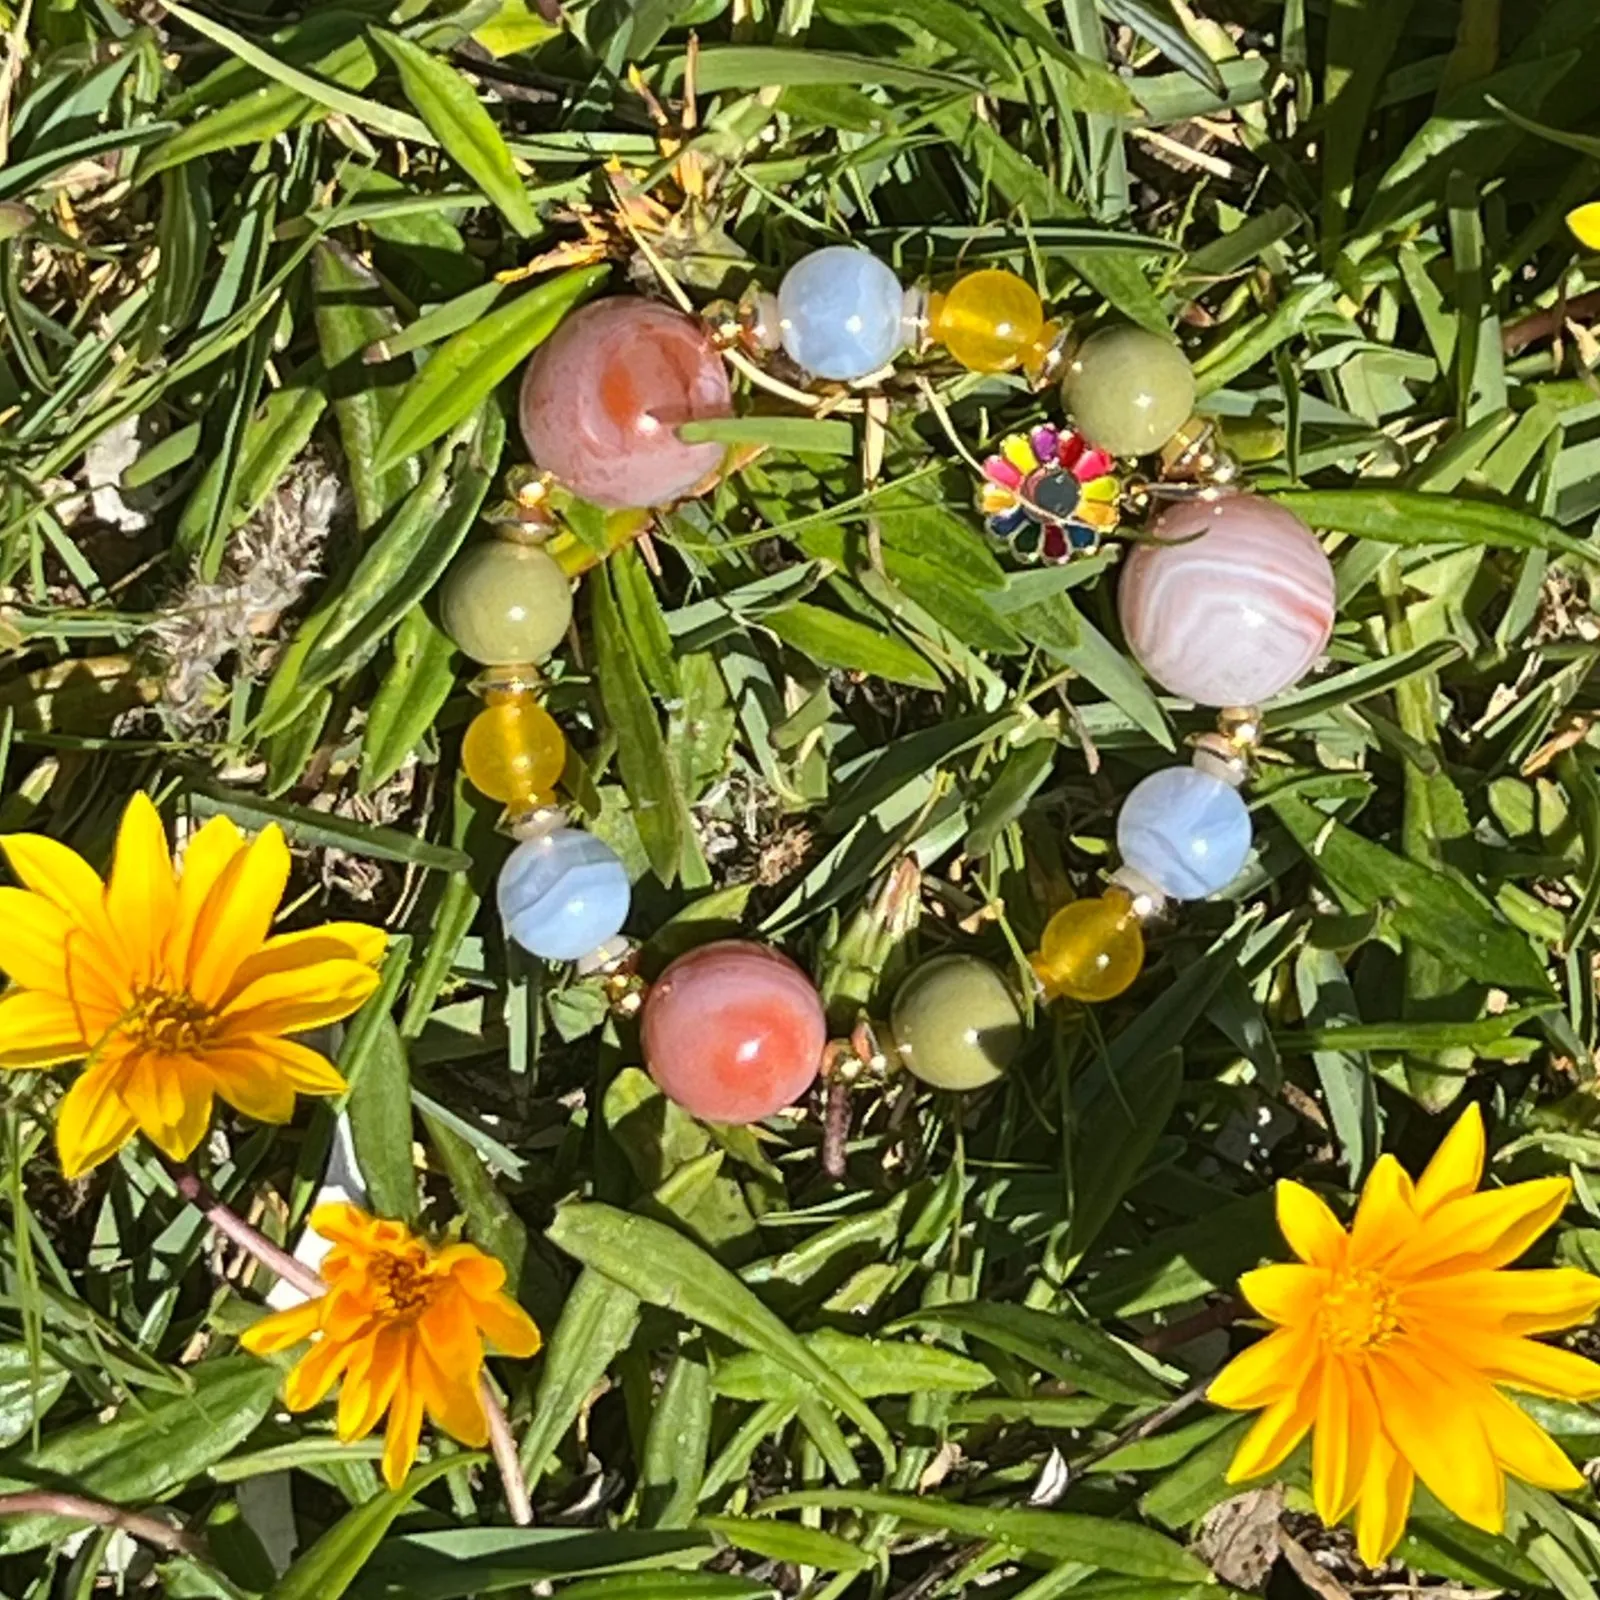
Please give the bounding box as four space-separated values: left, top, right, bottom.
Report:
979 426 1121 563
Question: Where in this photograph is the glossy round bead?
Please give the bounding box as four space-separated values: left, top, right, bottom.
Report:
1119 496 1336 706
930 270 1046 374
1031 890 1143 1004
642 941 825 1124
519 298 732 510
1060 325 1197 458
463 695 566 808
1118 766 1251 902
440 541 572 666
890 955 1023 1091
777 246 907 381
498 826 630 962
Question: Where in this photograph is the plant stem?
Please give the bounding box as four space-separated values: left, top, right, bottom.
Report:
0 1491 207 1557
170 1164 533 1525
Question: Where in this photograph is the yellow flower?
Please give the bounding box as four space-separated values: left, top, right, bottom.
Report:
0 794 383 1177
240 1203 542 1488
1211 1104 1600 1566
1570 204 1600 251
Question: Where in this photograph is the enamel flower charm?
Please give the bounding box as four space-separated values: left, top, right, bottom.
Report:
1211 1105 1600 1566
978 426 1121 564
0 794 383 1176
241 1204 542 1488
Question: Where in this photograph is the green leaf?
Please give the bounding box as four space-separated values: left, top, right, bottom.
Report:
677 416 855 456
313 240 420 531
0 1345 67 1449
1270 792 1552 992
361 606 461 791
521 1267 642 1482
756 1491 1206 1583
712 1329 995 1402
302 403 506 691
376 265 609 469
1270 488 1599 565
888 1304 1167 1404
369 31 538 237
343 1008 417 1227
267 1455 476 1600
0 1359 280 1553
766 603 941 689
640 1354 713 1529
698 1516 871 1573
592 562 688 885
546 1204 896 1471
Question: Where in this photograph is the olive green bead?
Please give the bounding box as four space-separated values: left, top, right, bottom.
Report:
440 542 573 666
1060 325 1197 458
890 955 1024 1092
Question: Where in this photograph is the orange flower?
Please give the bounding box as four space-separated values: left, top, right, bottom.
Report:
1211 1105 1600 1566
241 1204 542 1488
0 794 383 1177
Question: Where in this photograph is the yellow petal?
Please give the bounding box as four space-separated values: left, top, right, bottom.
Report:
1437 1329 1600 1400
337 1325 406 1443
311 1202 380 1249
1413 1103 1485 1215
239 1298 324 1355
1209 1326 1316 1411
439 1244 507 1299
1402 1268 1600 1336
55 1053 137 1178
472 1292 542 1361
1226 1380 1318 1483
1368 1342 1504 1534
1313 1359 1377 1528
418 1285 481 1375
121 1051 214 1162
0 989 88 1068
104 795 177 989
1478 1386 1584 1491
413 1337 488 1448
285 1333 356 1412
0 830 122 964
1277 1180 1348 1268
382 1366 426 1489
0 889 74 996
185 825 291 1006
1391 1178 1571 1277
1569 202 1600 252
1354 1432 1414 1568
1239 1264 1327 1326
222 924 387 1004
203 1046 298 1124
220 959 381 1040
165 816 245 979
226 1034 347 1096
1348 1155 1417 1268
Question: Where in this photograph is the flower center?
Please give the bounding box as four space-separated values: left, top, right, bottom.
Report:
1318 1267 1401 1354
127 988 219 1054
370 1252 439 1321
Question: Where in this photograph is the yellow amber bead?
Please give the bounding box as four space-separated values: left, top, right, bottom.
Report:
1031 889 1144 1003
462 695 566 807
930 269 1047 374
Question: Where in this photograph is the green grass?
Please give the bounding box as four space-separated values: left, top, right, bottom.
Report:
2 0 1600 1595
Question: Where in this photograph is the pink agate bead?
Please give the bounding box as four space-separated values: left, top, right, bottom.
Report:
1119 496 1335 707
642 941 826 1124
519 299 732 510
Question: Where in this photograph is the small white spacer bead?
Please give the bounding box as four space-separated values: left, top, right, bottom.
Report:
1109 865 1167 921
576 935 632 976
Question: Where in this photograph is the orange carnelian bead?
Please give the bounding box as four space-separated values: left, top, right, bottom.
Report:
929 269 1047 374
462 694 566 808
1030 888 1144 1003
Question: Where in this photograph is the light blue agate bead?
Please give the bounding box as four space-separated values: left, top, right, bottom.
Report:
777 246 907 380
1117 766 1251 901
498 827 630 961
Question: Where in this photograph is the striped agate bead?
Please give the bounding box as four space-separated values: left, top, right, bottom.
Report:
1118 496 1335 707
